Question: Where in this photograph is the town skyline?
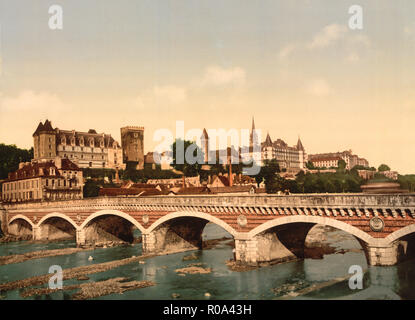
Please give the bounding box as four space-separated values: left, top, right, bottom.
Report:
1 0 414 173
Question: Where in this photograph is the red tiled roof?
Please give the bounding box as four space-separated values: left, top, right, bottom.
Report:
175 186 212 195
6 159 80 182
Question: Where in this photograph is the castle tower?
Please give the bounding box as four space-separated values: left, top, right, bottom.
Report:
33 120 57 160
120 126 145 169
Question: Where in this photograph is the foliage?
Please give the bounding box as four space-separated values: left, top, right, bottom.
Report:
378 164 391 172
259 159 281 193
120 164 181 183
83 180 102 198
305 161 315 170
82 168 116 181
0 144 33 179
398 175 415 192
171 139 203 177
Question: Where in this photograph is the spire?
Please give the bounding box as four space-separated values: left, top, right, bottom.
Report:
264 132 272 147
201 128 209 140
250 116 258 148
296 136 305 151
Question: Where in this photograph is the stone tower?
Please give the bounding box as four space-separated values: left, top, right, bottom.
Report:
120 126 144 169
201 128 209 164
33 120 57 160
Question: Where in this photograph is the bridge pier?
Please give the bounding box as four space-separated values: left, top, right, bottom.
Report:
32 226 43 241
364 241 412 266
0 208 7 236
142 232 156 254
234 237 258 265
76 229 86 246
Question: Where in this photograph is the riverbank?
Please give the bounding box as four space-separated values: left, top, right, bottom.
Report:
0 247 94 266
20 277 156 300
0 253 155 292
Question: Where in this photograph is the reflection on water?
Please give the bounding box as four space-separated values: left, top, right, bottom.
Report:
0 223 414 300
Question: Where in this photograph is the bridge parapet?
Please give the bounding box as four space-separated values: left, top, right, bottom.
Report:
4 193 415 212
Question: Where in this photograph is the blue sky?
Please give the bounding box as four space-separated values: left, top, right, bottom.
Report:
0 0 414 172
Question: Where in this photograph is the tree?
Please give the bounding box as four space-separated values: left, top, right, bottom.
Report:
171 139 203 177
83 180 101 198
378 164 391 172
337 159 347 171
261 159 280 193
305 161 315 170
0 144 33 179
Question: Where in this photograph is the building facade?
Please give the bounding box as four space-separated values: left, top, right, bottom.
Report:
201 118 307 171
120 126 145 170
33 120 124 169
308 150 369 170
1 157 83 202
261 132 307 170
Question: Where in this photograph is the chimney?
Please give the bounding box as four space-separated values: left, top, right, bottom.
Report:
182 175 186 188
115 167 120 184
54 156 62 169
229 163 233 187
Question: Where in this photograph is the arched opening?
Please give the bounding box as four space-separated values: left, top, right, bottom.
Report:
305 224 365 259
83 214 140 246
395 233 415 263
148 215 235 254
8 218 33 240
38 217 77 241
249 216 370 266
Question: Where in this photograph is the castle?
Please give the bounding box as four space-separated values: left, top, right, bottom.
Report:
33 120 133 170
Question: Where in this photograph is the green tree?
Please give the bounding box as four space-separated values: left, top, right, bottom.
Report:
83 180 101 198
0 144 33 179
261 159 280 193
337 159 347 171
171 139 203 177
305 161 315 170
378 164 391 172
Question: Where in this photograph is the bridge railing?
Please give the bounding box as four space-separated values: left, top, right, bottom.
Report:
3 193 415 211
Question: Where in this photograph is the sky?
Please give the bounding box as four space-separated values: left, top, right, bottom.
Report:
0 0 414 173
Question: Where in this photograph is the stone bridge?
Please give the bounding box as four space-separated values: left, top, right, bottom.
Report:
2 194 415 266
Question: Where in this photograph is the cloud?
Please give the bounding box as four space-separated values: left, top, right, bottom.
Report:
0 90 65 111
346 52 360 63
304 78 332 97
278 44 297 60
153 85 187 104
308 24 348 49
201 65 246 86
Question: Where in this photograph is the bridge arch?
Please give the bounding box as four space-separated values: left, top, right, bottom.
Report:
80 209 146 233
248 215 374 245
386 224 415 244
37 212 79 230
8 214 35 228
147 211 238 237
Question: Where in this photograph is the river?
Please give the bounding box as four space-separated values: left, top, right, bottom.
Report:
0 223 414 300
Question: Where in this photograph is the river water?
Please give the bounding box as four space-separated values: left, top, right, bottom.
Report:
0 224 414 300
